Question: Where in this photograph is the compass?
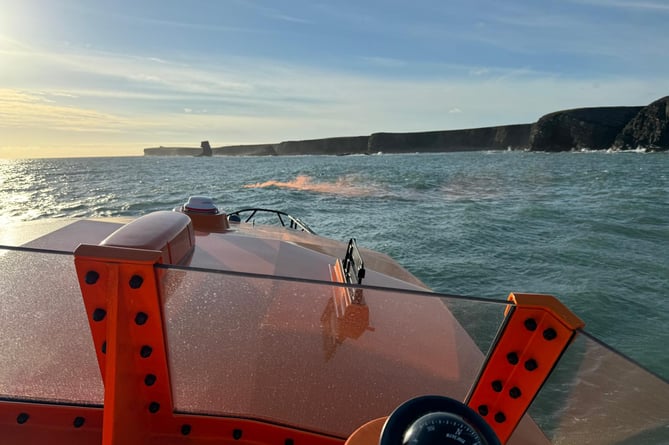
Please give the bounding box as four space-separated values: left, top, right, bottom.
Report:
379 396 500 445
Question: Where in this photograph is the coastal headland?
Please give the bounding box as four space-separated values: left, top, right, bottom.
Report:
144 96 669 156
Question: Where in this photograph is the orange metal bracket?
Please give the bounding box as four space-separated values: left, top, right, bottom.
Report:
74 244 344 445
75 244 174 445
0 402 102 445
67 212 342 445
466 293 585 444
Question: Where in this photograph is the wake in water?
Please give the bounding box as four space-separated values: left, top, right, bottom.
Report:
243 174 504 202
243 175 385 198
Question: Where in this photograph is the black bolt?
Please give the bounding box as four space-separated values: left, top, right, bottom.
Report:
16 413 29 424
285 439 294 445
73 417 85 428
507 352 519 365
101 341 107 354
492 380 503 392
140 345 153 358
524 318 537 331
543 328 557 341
129 275 144 289
144 374 157 386
92 308 106 322
233 429 243 440
135 312 148 326
85 271 99 285
181 424 191 436
494 412 506 423
477 405 489 416
509 387 522 399
525 359 538 371
148 402 160 413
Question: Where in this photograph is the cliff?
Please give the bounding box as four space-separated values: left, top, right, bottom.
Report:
275 136 369 155
528 106 643 151
368 124 531 153
144 146 202 156
143 95 669 156
213 143 277 156
613 96 669 150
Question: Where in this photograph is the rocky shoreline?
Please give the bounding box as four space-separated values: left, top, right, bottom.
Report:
144 96 669 156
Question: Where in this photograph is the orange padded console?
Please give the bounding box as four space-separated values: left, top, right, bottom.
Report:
100 211 194 265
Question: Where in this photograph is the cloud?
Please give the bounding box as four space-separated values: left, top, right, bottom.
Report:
270 13 313 24
0 89 130 132
2 37 669 157
469 68 490 76
226 1 314 25
461 2 669 66
570 0 669 11
360 56 407 68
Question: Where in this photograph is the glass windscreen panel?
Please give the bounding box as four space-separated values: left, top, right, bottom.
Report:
0 247 103 404
525 332 669 445
4 247 664 444
161 267 506 437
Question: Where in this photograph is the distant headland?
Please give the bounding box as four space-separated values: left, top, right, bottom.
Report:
144 96 669 157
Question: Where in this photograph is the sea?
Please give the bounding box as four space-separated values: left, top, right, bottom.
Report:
1 151 667 380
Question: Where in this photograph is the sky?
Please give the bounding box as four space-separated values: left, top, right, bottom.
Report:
1 0 668 158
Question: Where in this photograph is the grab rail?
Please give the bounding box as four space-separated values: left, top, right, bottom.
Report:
227 208 315 234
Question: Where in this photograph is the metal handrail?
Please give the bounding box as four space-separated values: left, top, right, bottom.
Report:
227 208 315 234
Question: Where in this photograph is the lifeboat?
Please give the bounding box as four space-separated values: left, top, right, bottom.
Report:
0 197 667 445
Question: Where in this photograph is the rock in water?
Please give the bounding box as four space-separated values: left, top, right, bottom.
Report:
200 140 213 156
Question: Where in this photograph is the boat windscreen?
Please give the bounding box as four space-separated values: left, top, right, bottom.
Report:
525 331 669 445
160 266 506 437
161 266 669 443
0 248 103 405
1 246 666 444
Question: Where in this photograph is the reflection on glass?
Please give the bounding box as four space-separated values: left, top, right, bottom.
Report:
320 287 373 361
